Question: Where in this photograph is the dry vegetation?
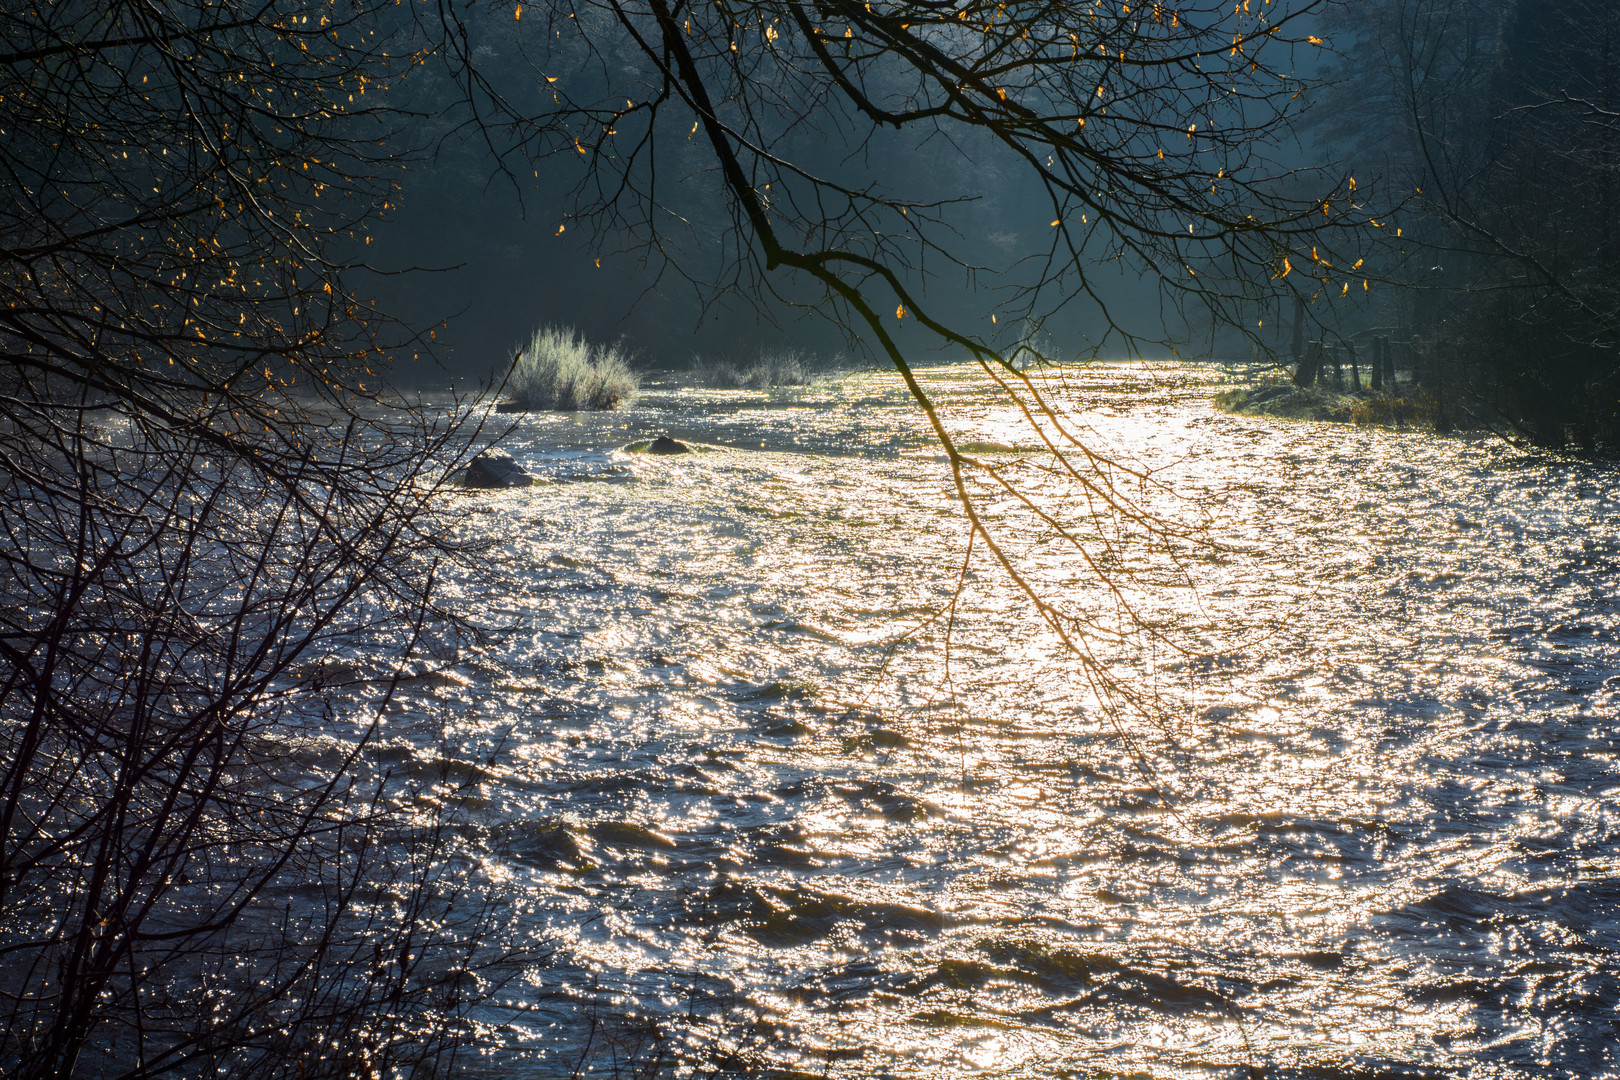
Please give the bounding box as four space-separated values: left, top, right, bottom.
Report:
504 326 639 410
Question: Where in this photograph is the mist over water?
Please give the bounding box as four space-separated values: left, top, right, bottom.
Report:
373 362 1620 1078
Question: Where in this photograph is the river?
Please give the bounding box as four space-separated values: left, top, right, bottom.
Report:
379 360 1619 1078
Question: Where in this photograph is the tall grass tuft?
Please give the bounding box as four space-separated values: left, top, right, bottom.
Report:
688 347 821 389
506 325 638 410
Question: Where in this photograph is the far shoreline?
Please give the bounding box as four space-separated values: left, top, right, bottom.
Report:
1214 379 1457 433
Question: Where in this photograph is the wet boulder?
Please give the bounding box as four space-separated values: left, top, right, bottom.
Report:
648 435 690 455
627 434 692 455
463 448 537 488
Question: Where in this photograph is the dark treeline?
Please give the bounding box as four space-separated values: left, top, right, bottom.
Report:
340 0 1620 449
365 42 1156 376
1290 0 1620 449
369 0 1347 379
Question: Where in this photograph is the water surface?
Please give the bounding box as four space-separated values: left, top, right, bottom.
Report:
381 361 1620 1078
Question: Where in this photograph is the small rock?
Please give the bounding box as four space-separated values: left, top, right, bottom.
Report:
636 435 690 455
463 449 536 488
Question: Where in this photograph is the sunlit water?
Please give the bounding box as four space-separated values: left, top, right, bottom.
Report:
372 361 1620 1078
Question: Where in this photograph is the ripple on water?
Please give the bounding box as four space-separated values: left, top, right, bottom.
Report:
400 362 1620 1077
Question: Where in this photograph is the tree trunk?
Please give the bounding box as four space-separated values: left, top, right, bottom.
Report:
1435 339 1454 431
1291 296 1314 386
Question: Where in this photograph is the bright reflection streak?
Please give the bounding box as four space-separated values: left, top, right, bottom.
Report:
353 360 1620 1077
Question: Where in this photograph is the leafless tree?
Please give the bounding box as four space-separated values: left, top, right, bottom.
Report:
1 1 502 1075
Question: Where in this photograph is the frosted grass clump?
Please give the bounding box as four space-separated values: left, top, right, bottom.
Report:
689 347 820 389
506 325 638 411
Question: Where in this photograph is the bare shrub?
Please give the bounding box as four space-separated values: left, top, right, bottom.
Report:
0 385 502 1078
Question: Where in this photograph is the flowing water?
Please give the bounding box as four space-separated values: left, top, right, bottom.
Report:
377 361 1620 1078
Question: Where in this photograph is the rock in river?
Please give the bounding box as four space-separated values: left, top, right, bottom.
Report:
626 435 691 455
463 448 537 488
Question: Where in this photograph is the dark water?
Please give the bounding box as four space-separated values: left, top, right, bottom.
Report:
373 361 1620 1078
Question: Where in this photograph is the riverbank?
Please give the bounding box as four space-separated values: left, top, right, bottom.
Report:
1215 380 1434 428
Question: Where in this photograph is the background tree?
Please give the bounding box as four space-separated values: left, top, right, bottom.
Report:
1 1 496 1075
1315 0 1620 446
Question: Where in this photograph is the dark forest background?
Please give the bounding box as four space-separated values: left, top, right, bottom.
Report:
369 0 1620 455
